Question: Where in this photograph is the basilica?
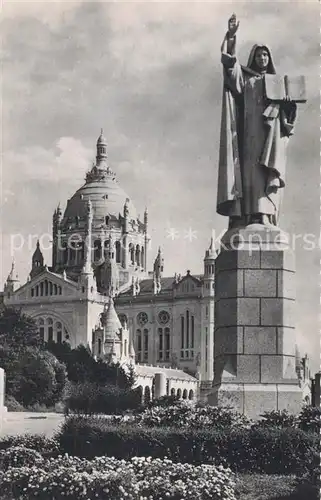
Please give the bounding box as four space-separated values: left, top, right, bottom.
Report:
1 131 216 399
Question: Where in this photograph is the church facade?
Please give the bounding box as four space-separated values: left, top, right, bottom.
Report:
2 132 214 399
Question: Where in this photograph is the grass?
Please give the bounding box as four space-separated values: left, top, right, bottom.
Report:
236 474 301 500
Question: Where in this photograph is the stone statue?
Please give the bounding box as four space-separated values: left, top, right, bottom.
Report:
217 14 298 228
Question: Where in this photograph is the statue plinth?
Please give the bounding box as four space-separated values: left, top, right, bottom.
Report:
208 225 302 418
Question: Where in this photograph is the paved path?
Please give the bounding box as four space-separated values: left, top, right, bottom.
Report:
2 412 65 437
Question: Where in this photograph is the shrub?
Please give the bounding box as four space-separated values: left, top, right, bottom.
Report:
0 446 42 471
120 401 252 430
253 409 298 429
0 454 237 500
298 405 321 433
4 395 24 412
293 449 320 500
57 416 319 474
0 434 60 457
65 382 142 415
3 347 67 408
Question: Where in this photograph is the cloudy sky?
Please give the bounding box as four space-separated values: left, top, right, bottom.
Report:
1 1 319 370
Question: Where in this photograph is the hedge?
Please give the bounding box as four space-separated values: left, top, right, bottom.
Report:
57 416 319 474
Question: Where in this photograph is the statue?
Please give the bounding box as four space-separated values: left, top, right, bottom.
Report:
217 14 300 228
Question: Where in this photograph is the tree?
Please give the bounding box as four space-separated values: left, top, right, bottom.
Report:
46 341 137 388
0 307 42 349
6 347 67 407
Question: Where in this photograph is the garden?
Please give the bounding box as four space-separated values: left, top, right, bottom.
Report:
0 401 319 499
0 307 319 499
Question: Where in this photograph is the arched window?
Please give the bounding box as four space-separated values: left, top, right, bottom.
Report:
181 316 184 356
49 282 53 295
31 288 34 297
35 285 39 297
143 329 148 362
182 389 188 400
136 329 142 362
56 322 62 343
94 240 101 261
188 389 194 400
44 280 48 296
164 327 170 361
38 318 44 341
115 241 121 263
98 338 102 355
135 245 140 266
180 311 195 360
63 242 68 264
130 244 135 265
54 284 57 295
40 282 44 296
177 388 182 399
47 317 53 342
158 328 163 361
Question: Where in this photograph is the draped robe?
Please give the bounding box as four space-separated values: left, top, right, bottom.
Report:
216 44 297 225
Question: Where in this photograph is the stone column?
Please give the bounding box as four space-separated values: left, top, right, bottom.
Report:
154 372 167 399
208 225 302 419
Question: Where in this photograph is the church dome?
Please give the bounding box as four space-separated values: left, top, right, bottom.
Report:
62 177 137 222
61 132 138 224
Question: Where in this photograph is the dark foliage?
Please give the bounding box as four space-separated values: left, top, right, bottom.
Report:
65 382 142 415
46 341 136 388
58 416 319 475
0 307 42 349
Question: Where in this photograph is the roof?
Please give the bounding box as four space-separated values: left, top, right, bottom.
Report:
101 297 122 340
62 176 138 223
118 274 203 298
135 364 198 382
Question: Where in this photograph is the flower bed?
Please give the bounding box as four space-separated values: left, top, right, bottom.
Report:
0 453 237 500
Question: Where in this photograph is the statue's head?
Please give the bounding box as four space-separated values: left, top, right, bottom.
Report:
247 44 276 74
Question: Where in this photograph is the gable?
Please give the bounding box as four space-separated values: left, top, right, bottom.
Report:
9 270 78 302
175 276 201 295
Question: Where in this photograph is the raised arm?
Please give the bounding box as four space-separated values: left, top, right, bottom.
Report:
221 14 239 56
220 14 243 94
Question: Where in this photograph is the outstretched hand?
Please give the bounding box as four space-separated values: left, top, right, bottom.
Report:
227 14 239 38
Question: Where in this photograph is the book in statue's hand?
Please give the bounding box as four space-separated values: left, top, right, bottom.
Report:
265 75 307 103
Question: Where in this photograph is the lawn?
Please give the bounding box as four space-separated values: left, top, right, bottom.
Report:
236 474 301 500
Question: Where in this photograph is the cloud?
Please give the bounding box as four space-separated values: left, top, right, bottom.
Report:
1 1 320 372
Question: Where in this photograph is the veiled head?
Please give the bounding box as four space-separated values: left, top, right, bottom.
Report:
247 44 276 74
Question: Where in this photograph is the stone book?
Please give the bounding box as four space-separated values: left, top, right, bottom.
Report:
265 74 307 103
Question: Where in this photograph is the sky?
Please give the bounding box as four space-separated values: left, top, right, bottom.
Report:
1 1 320 371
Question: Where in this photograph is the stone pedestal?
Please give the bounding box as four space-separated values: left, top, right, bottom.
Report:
208 225 302 419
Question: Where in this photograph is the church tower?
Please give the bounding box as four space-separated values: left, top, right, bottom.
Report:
201 237 216 385
4 260 20 297
30 240 45 279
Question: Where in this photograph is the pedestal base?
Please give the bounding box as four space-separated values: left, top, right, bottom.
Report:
208 383 302 419
212 225 303 418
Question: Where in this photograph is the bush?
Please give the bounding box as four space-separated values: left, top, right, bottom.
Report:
4 395 24 412
65 382 142 415
3 347 67 408
0 434 60 457
253 410 298 429
119 401 252 430
298 405 321 433
0 454 237 500
57 416 319 474
293 448 320 500
0 446 42 471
